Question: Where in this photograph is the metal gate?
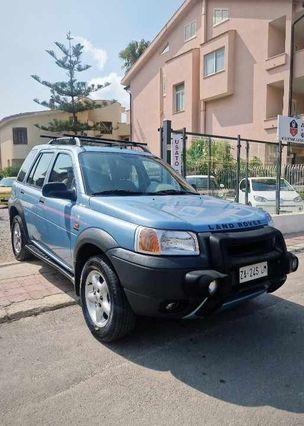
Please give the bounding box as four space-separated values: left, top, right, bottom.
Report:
159 120 297 215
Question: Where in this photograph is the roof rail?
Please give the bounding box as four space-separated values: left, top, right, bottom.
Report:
40 134 149 152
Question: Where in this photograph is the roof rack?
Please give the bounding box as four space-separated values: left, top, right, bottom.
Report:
40 134 150 152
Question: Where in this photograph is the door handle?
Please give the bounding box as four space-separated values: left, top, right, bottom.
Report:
39 198 45 204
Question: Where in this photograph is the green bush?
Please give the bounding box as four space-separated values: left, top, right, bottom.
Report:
0 165 20 180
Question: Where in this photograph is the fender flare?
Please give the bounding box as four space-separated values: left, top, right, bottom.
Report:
8 201 30 241
73 227 119 266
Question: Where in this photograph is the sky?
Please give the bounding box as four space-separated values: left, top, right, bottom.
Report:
0 0 184 120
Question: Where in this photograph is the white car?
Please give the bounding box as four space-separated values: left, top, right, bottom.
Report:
186 175 225 197
239 177 304 214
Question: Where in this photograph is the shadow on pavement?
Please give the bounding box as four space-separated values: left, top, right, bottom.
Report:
106 294 304 414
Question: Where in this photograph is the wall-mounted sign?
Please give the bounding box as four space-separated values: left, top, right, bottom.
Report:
278 115 304 143
171 134 183 174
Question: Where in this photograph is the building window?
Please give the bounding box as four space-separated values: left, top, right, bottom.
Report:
13 127 28 145
100 122 113 134
174 83 185 113
213 8 229 26
204 47 225 77
161 43 169 55
184 20 196 42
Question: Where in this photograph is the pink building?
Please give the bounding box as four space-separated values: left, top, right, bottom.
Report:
122 0 304 164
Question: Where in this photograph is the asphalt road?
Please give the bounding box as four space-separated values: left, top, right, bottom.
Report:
0 207 13 263
1 254 304 425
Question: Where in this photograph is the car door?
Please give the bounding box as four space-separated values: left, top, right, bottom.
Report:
39 152 77 267
22 151 54 242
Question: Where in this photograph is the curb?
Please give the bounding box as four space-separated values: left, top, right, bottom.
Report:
0 292 79 325
287 244 304 254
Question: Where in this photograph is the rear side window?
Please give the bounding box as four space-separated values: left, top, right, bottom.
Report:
27 152 53 188
17 150 38 182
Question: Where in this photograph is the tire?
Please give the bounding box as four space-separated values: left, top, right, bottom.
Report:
80 255 135 342
11 215 32 261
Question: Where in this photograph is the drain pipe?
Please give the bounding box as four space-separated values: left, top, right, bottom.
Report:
124 85 132 140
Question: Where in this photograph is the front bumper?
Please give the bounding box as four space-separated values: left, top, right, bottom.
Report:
107 227 298 319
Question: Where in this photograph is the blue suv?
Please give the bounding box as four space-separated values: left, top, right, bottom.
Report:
9 136 298 341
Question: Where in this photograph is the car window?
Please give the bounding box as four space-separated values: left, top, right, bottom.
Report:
79 152 195 195
142 158 179 189
49 153 75 190
252 179 293 192
27 152 53 188
17 150 38 182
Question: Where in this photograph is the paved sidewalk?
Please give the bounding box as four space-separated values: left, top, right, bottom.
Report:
0 232 304 324
0 261 77 323
284 232 304 253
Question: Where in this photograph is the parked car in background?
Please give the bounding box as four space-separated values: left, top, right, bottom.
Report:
186 175 225 197
9 138 298 342
239 177 304 214
0 177 17 204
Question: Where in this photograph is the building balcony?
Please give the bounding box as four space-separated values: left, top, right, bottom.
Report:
265 52 287 71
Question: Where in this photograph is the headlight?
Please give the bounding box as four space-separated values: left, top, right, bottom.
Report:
265 212 274 227
293 196 302 203
254 195 267 202
135 227 199 256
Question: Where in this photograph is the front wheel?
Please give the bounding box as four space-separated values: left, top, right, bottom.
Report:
80 255 135 342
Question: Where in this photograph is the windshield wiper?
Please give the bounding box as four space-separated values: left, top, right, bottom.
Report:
147 189 196 195
91 190 145 196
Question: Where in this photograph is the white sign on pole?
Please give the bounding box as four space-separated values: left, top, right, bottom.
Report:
171 134 183 174
277 115 304 143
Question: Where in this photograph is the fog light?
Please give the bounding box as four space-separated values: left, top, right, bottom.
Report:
290 256 299 272
208 281 218 295
165 302 179 311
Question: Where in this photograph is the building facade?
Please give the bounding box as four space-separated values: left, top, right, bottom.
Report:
122 0 304 164
0 101 130 169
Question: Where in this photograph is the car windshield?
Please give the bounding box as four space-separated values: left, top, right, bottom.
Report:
79 151 197 196
0 177 15 187
187 177 219 190
252 178 294 192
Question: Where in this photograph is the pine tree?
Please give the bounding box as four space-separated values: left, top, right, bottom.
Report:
31 32 112 135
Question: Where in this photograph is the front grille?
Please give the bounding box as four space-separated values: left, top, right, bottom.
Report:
198 227 286 290
227 236 276 258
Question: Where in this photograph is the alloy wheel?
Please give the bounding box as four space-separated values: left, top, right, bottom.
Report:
85 270 111 327
13 222 22 254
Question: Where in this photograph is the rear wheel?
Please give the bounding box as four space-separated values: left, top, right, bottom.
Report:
80 255 135 342
11 216 32 261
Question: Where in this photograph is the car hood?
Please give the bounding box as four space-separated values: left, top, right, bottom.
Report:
253 190 300 202
89 194 269 232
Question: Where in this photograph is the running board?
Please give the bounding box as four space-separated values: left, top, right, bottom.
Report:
26 244 74 284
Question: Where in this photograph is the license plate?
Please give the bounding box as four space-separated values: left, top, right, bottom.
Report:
239 262 268 284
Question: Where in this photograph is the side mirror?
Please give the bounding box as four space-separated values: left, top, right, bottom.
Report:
42 182 76 201
191 183 197 190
